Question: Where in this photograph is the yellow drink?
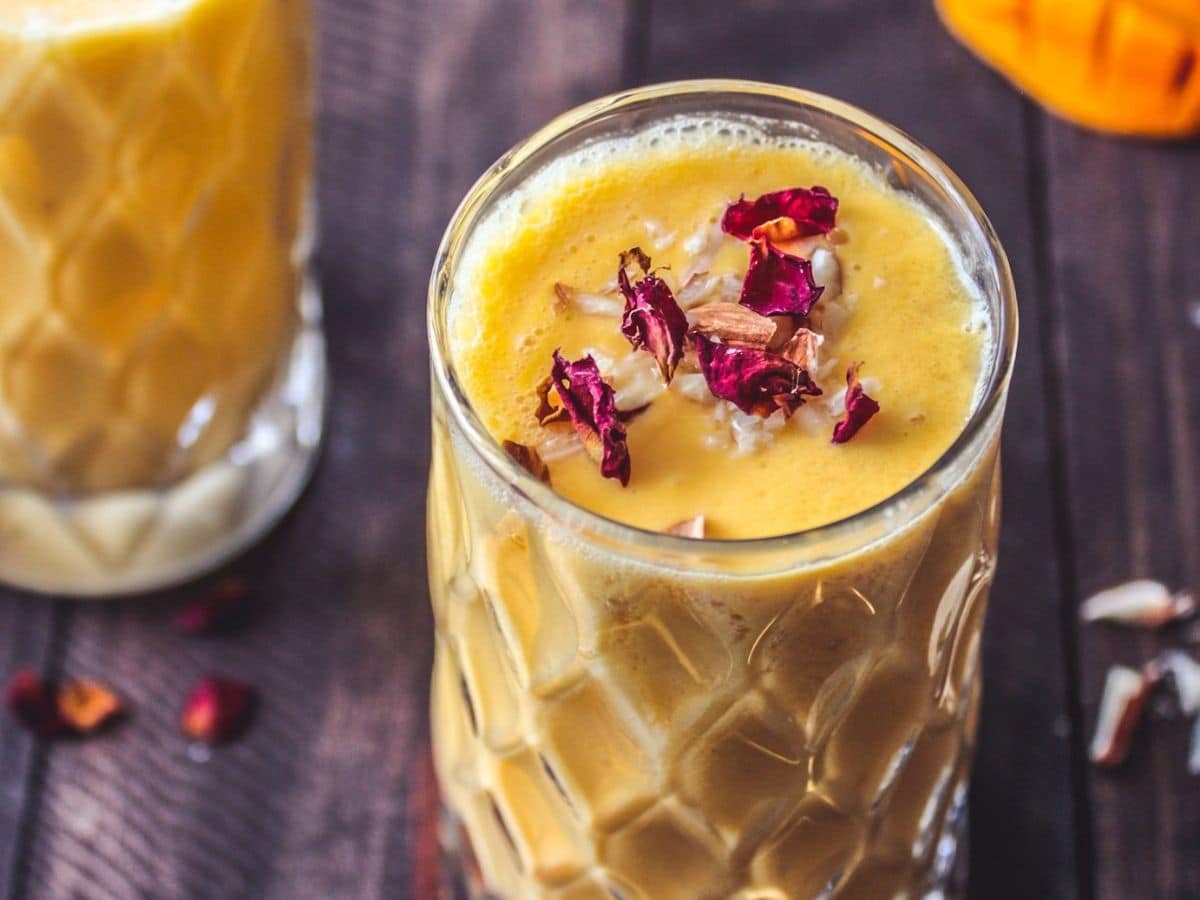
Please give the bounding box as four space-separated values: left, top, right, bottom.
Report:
0 0 323 594
429 85 1016 899
0 0 310 492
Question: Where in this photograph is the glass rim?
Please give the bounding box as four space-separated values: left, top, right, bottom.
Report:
428 78 1018 558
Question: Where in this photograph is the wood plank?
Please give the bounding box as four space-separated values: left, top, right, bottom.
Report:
13 2 628 898
643 2 1081 897
0 597 57 899
1039 117 1200 899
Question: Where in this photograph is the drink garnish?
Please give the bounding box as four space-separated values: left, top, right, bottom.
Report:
739 240 824 317
780 327 824 371
617 248 688 382
721 186 838 241
692 335 821 419
664 515 706 539
174 578 252 635
831 363 880 444
688 302 778 349
503 440 552 485
5 669 123 737
548 351 631 485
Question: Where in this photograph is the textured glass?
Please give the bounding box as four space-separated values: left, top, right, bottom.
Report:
0 0 325 595
427 82 1017 900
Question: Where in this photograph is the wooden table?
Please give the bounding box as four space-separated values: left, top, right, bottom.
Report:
1 1 1197 897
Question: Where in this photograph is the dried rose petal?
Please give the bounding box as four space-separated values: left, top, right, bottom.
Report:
739 241 824 317
1149 650 1200 716
620 245 653 274
181 677 256 744
1080 580 1195 629
549 351 631 486
5 670 68 737
665 516 706 539
832 363 881 444
688 302 777 349
618 268 688 382
503 440 551 486
174 578 252 635
721 187 838 241
57 680 123 733
1090 665 1152 768
693 335 821 419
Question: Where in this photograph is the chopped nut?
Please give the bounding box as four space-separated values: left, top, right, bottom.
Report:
780 327 824 371
665 516 706 539
1090 665 1153 768
688 302 777 348
1080 580 1195 628
1148 650 1200 716
503 441 551 486
57 680 123 733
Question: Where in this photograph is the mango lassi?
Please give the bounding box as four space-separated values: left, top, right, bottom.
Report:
428 87 1014 899
0 0 324 595
0 0 310 493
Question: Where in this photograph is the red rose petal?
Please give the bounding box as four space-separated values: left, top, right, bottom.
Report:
832 363 881 444
550 351 631 486
693 335 821 419
174 578 252 635
618 268 688 382
58 680 123 733
722 186 838 241
739 240 825 317
181 677 256 744
5 670 69 737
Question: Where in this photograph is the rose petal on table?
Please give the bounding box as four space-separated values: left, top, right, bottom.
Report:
1079 580 1196 629
4 670 69 737
174 578 252 635
181 677 257 744
1090 665 1153 768
57 679 123 733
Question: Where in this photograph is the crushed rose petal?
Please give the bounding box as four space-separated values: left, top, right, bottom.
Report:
503 441 551 485
550 351 631 485
181 677 256 744
831 363 881 444
739 241 824 317
5 670 69 737
665 515 706 539
721 187 838 241
1090 665 1153 768
618 261 688 382
1079 580 1196 629
693 335 821 419
688 302 777 349
57 680 123 733
174 578 252 635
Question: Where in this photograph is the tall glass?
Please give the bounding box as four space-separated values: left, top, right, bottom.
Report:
0 0 325 595
427 81 1016 899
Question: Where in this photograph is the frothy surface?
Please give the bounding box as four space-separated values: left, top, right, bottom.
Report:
0 0 192 33
448 117 991 538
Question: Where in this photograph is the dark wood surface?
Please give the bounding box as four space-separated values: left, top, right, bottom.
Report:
0 1 1197 898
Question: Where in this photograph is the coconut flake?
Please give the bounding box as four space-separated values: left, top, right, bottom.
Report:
681 218 725 280
676 272 742 309
554 282 624 317
537 430 584 462
607 350 667 412
810 246 842 303
665 516 706 539
644 219 676 252
1090 665 1153 768
1080 580 1196 629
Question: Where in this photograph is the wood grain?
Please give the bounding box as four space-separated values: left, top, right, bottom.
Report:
1039 119 1200 899
4 1 629 899
643 2 1081 896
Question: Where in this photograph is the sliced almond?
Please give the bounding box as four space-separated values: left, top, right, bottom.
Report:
1080 579 1196 628
665 515 705 539
1148 650 1200 716
688 303 776 349
1090 665 1152 768
781 327 824 371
